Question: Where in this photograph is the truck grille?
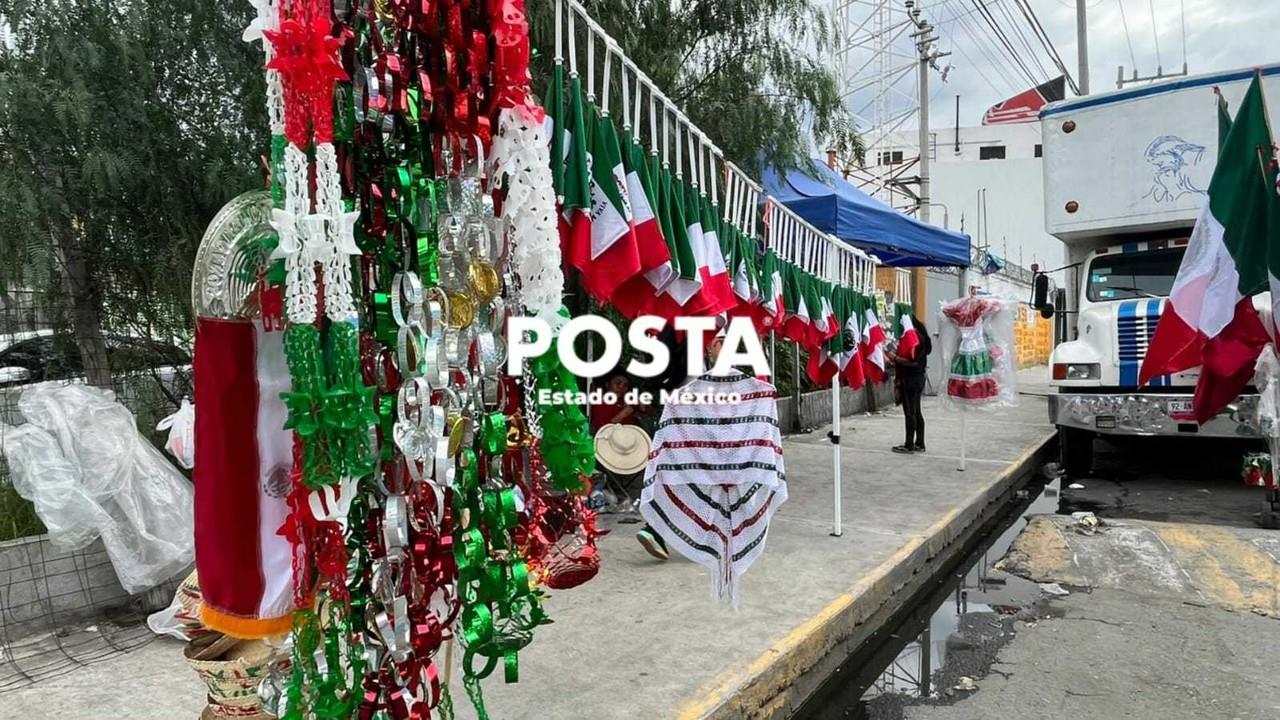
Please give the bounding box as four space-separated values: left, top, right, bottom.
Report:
1117 299 1168 386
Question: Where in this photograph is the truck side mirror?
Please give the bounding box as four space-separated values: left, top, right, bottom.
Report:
1032 273 1054 318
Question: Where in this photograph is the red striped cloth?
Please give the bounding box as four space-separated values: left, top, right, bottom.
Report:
639 373 787 606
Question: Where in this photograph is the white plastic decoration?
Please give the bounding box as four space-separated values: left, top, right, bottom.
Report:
491 107 566 326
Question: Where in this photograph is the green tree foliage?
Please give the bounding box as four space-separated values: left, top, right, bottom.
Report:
528 0 854 174
0 0 266 383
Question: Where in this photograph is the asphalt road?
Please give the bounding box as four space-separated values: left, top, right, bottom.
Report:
896 436 1280 720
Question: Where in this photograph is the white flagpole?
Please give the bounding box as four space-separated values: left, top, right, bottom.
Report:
585 23 596 102
567 7 578 76
600 44 611 116
554 0 563 64
829 240 843 537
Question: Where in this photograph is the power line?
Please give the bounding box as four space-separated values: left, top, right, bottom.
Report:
1148 0 1163 69
1117 0 1139 70
970 0 1042 88
994 0 1050 80
940 15 1005 97
971 0 1041 87
1011 0 1080 94
938 0 1023 93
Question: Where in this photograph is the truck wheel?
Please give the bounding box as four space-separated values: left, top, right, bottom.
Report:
1060 427 1094 477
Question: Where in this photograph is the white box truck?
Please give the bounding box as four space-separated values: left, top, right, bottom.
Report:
1039 65 1276 475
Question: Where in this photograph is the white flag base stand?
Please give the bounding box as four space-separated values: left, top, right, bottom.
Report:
830 377 843 537
958 410 968 472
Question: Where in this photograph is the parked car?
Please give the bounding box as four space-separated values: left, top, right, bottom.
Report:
0 331 191 388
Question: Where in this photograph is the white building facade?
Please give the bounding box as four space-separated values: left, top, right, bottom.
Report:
853 122 1065 273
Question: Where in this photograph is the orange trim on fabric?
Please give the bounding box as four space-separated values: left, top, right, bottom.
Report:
200 605 292 639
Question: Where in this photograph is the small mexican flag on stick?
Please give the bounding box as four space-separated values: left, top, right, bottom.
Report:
898 311 921 360
861 306 888 383
1139 73 1278 423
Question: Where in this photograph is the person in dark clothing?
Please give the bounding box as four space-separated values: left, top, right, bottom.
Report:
890 314 931 453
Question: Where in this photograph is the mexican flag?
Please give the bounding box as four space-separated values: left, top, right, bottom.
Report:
755 249 786 330
729 232 755 304
861 306 887 383
814 280 839 346
560 76 592 251
648 162 703 316
675 182 733 315
547 62 567 198
841 294 866 389
800 271 827 349
808 287 850 385
194 317 294 638
699 195 737 314
898 310 921 360
1139 74 1276 423
781 263 812 345
565 110 644 303
611 131 674 318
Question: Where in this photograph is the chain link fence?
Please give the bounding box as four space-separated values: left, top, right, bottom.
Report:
0 287 191 692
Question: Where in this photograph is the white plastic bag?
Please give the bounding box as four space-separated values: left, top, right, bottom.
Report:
11 384 195 593
146 599 192 642
157 398 196 469
1 422 111 550
937 295 1019 411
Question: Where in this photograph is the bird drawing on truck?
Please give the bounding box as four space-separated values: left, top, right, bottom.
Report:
1141 135 1208 204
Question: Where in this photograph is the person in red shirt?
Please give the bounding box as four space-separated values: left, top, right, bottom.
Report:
590 370 640 432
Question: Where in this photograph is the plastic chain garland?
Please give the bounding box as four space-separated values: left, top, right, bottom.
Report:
241 0 598 718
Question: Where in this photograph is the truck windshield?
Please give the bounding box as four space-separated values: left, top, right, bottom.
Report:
1086 248 1185 302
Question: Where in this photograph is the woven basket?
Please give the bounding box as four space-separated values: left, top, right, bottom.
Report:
185 637 277 719
543 530 600 589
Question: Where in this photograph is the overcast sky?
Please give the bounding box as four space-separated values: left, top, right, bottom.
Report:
866 0 1280 129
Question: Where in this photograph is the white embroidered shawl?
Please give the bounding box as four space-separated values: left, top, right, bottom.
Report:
639 372 787 607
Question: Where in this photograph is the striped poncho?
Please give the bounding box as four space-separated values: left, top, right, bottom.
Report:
639 372 787 606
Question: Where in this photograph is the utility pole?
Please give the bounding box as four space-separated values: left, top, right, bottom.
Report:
917 43 930 225
1076 0 1090 95
908 0 948 317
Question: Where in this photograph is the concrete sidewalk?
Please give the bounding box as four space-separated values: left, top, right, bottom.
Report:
0 387 1055 720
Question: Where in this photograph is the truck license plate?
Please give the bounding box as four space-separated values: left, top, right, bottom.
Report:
1167 399 1193 414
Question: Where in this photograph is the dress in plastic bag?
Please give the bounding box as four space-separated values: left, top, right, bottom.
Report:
7 383 194 593
938 296 1019 410
157 397 196 469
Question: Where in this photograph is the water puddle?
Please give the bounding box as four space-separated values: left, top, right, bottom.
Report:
797 469 1064 719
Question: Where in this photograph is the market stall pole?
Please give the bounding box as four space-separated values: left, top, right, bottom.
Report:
828 240 843 537
762 195 877 538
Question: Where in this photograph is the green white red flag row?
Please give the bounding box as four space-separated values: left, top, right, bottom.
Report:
551 0 887 388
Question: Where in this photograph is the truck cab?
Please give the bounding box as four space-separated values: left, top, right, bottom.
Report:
1039 66 1277 474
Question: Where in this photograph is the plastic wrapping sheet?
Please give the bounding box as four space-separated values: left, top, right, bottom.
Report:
5 383 194 593
1253 346 1280 468
937 295 1019 411
1 422 110 550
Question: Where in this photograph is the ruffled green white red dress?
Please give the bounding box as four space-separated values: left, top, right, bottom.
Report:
943 297 1003 404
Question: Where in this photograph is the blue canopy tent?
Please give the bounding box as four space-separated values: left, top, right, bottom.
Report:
762 159 970 267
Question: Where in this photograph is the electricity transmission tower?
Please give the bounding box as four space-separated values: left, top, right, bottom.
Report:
831 0 948 214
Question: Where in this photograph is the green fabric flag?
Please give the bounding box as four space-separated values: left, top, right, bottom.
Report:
561 76 591 216
548 62 566 197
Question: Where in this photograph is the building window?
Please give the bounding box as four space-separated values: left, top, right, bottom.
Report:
1034 144 1043 158
879 150 904 165
979 145 1006 160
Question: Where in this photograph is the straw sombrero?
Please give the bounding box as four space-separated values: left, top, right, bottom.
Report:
594 424 652 475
